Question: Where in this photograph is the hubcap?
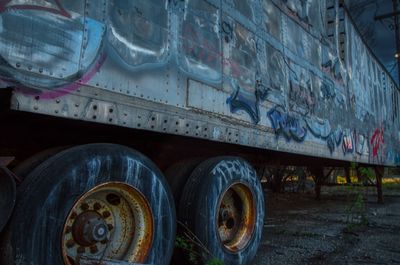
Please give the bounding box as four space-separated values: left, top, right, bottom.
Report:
62 182 153 264
72 211 109 246
217 183 256 252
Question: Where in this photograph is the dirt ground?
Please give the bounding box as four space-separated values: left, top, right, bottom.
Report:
252 185 400 265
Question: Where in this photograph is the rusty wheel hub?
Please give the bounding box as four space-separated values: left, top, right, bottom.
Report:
217 183 256 252
62 182 153 264
72 211 109 246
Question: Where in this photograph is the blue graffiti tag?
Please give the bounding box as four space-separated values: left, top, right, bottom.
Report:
326 127 343 154
227 82 260 124
305 118 331 139
267 107 307 142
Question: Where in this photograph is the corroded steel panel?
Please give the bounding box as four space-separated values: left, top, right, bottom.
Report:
1 0 399 166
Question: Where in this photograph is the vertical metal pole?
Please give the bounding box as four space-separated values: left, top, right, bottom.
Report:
345 166 352 184
393 0 400 85
310 166 324 201
375 166 384 204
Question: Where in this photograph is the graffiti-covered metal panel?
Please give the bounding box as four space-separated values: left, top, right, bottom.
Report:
1 0 399 166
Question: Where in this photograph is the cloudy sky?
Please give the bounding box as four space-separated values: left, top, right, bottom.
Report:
347 0 399 85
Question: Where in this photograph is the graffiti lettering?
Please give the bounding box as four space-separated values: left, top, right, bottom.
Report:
326 127 343 154
305 118 331 139
267 107 307 142
0 0 398 167
268 106 352 155
355 133 366 155
227 83 260 124
371 127 384 160
342 129 354 154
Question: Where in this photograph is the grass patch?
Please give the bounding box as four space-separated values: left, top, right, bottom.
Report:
383 182 400 190
382 178 400 191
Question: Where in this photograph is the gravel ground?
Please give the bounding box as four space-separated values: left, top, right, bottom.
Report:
252 186 400 265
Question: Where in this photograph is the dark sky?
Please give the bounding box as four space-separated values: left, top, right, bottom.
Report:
347 0 399 85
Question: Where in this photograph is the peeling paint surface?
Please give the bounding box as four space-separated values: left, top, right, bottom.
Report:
1 0 399 166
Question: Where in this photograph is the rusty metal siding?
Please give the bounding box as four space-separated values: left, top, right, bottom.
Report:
0 0 399 166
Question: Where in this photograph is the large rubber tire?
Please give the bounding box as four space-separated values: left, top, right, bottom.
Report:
0 144 176 265
12 146 67 180
179 157 265 265
0 167 16 233
164 158 204 206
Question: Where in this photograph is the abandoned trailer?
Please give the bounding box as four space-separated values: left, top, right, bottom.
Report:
0 0 398 265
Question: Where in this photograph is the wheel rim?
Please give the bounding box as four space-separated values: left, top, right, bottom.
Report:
62 182 153 264
217 183 256 252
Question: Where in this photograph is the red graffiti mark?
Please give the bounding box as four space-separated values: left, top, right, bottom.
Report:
0 0 70 18
182 22 242 79
343 135 353 151
371 127 384 158
183 23 220 65
15 53 107 100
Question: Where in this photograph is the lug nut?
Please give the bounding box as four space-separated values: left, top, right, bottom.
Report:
102 211 111 218
90 245 98 254
65 226 72 234
70 212 78 219
66 239 75 248
94 202 102 211
80 203 89 211
107 224 114 230
77 246 86 253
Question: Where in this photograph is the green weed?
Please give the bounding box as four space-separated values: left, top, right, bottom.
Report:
175 221 225 265
345 193 368 230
